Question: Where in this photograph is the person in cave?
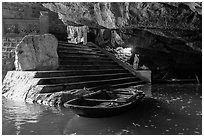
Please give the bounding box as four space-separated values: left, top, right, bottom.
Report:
103 29 112 47
128 48 136 65
127 48 139 69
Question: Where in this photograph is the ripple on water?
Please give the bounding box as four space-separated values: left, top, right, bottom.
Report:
144 125 148 128
165 129 169 132
132 123 140 127
166 118 171 121
194 131 200 134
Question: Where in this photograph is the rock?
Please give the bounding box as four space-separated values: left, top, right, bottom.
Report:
32 88 94 106
43 2 201 30
42 2 201 52
2 71 41 101
114 47 132 62
14 34 58 71
67 25 88 44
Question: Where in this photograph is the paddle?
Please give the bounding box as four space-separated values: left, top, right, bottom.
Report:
83 98 127 103
108 92 133 95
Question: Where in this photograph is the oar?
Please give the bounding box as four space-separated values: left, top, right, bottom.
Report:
106 91 134 95
113 92 133 95
83 98 127 103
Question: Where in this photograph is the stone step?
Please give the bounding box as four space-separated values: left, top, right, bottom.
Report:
37 73 134 85
111 81 146 89
58 45 100 52
86 44 102 49
58 56 112 61
58 42 98 50
57 64 121 70
58 50 105 56
58 41 99 48
58 41 97 47
34 69 128 78
58 53 108 59
58 41 83 47
89 81 146 91
59 59 116 65
38 77 141 93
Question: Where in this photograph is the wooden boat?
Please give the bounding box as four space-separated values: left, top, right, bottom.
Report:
64 89 145 118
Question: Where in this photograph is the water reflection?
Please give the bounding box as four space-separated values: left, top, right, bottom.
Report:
64 99 160 135
135 83 152 97
2 99 44 134
2 84 202 135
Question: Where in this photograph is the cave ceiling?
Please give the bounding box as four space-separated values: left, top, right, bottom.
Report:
42 2 202 51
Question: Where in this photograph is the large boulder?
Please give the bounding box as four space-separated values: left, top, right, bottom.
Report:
14 34 58 71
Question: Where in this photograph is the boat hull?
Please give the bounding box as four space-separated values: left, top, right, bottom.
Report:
64 90 144 118
67 100 139 118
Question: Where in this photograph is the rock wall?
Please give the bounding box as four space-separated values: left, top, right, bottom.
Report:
42 2 201 51
2 2 39 18
2 2 67 38
14 34 59 71
2 37 23 80
67 25 88 44
42 2 201 30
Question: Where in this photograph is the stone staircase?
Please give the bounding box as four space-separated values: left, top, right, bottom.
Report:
34 41 145 94
2 41 148 103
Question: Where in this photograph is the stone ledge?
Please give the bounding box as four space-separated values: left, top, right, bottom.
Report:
2 71 40 101
2 71 94 106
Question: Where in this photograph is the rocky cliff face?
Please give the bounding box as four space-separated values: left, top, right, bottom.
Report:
43 2 201 29
43 2 201 51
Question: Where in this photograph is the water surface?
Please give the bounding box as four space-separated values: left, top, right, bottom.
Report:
2 84 202 135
